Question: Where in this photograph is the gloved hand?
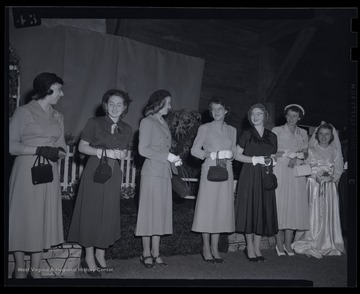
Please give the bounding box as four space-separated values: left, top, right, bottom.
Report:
210 152 217 160
96 149 118 159
113 149 127 160
167 153 180 163
58 147 67 159
252 156 265 166
36 146 61 162
174 159 183 166
282 150 291 158
288 152 297 159
218 150 226 159
218 150 233 159
264 157 272 166
296 152 305 160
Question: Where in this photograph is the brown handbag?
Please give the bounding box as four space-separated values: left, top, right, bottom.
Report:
207 151 229 182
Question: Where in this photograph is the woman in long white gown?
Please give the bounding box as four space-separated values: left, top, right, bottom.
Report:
292 122 345 258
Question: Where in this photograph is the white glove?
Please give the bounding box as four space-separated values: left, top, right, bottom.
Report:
288 152 297 159
218 150 226 159
174 159 183 166
97 149 117 159
282 150 291 158
252 156 265 166
167 153 180 163
219 150 233 159
210 152 217 160
113 149 126 160
106 149 118 159
296 152 305 160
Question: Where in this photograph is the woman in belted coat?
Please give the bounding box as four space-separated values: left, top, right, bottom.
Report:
135 89 182 268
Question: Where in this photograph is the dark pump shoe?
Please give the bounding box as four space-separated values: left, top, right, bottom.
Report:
81 259 101 277
213 257 225 264
94 256 111 272
139 254 154 268
152 255 168 267
200 251 216 263
244 248 260 262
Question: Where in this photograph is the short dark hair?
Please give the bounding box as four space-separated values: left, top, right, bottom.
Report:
208 97 230 118
144 89 171 116
247 103 269 126
102 89 132 117
315 123 335 144
32 72 64 100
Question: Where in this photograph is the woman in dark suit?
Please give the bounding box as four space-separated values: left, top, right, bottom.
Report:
135 89 182 268
67 89 132 277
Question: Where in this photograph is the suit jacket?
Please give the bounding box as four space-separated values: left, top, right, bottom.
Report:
139 115 172 178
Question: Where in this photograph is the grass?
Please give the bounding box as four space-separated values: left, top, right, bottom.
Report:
62 195 229 260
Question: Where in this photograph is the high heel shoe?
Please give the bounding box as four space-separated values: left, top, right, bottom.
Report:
140 254 154 268
94 256 110 272
200 251 215 263
255 255 266 262
152 254 168 267
81 259 102 277
244 247 259 262
283 246 295 256
275 245 286 256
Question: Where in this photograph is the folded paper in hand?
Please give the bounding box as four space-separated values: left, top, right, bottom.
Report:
293 164 312 177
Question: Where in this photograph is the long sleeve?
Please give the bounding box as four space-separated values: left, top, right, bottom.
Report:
53 112 67 151
333 149 344 182
9 107 32 155
138 118 168 163
230 127 237 160
190 124 208 160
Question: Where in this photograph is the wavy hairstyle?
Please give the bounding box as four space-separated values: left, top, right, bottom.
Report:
144 89 171 116
247 103 269 126
208 97 230 119
102 89 132 117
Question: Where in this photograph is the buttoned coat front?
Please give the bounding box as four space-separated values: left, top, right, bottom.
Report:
135 115 173 236
139 115 172 178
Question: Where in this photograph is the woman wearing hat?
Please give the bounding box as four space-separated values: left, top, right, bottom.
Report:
271 104 309 256
135 89 182 268
9 72 67 278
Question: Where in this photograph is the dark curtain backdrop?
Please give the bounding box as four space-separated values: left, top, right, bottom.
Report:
9 22 204 144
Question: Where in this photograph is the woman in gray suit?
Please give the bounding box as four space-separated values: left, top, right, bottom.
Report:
135 89 182 268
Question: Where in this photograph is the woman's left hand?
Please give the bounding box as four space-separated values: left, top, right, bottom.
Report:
114 149 127 160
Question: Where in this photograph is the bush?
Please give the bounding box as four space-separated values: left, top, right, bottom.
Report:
62 197 228 260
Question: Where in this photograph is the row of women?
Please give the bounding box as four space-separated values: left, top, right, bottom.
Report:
9 72 345 279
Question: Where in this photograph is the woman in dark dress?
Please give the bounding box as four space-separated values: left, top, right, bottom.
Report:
67 89 132 277
234 103 278 262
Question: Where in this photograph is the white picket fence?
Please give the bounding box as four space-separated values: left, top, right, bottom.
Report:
59 146 136 196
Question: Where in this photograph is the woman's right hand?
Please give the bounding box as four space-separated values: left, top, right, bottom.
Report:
167 152 180 163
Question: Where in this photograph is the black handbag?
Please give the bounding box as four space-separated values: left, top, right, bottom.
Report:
93 149 113 184
31 155 54 185
172 165 193 198
207 151 229 182
263 158 278 190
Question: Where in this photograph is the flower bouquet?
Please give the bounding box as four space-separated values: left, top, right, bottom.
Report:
316 170 333 184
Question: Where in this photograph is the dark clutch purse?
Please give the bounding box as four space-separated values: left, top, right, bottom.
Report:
263 158 278 190
207 151 229 182
31 155 54 185
93 149 113 184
